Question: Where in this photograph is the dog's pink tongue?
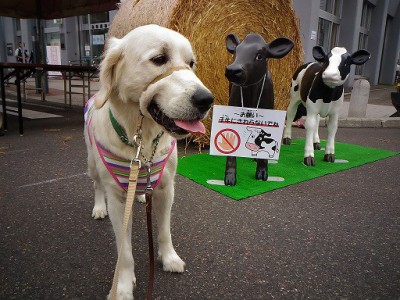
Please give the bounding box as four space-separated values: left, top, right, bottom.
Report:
174 120 206 134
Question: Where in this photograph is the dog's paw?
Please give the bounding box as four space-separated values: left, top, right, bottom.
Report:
135 194 146 204
107 281 136 300
91 206 108 219
107 289 134 300
160 252 186 273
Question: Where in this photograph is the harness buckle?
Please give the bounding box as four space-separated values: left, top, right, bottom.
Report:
145 164 153 192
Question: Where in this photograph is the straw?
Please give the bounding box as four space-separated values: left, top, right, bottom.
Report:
109 0 303 145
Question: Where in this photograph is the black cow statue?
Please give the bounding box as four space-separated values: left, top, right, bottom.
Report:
224 33 294 186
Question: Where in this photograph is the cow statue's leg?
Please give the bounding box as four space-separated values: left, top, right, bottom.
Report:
304 111 318 166
255 159 268 181
324 113 339 163
283 98 302 145
224 156 237 186
313 115 321 150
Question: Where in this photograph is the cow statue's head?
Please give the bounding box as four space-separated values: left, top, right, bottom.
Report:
225 33 294 86
312 46 371 88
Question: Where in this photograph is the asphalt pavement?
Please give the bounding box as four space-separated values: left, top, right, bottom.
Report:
0 89 400 299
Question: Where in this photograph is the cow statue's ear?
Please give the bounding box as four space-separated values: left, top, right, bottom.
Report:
350 49 371 65
226 34 240 54
312 46 327 63
265 37 294 59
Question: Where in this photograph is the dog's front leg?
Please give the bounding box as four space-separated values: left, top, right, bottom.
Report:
106 188 136 300
153 184 185 273
92 181 108 219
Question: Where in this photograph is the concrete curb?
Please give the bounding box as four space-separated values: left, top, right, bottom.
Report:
319 117 400 128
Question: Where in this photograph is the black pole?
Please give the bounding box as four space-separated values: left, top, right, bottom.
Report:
36 19 48 96
15 71 23 135
0 67 7 130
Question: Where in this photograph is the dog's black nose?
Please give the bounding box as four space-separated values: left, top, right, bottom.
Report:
191 89 214 112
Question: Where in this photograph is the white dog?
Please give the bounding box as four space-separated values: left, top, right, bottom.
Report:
84 24 213 299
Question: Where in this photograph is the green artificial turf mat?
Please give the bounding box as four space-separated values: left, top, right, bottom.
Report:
177 139 398 200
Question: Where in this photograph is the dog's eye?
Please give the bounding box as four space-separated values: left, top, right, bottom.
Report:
189 60 195 68
151 54 168 66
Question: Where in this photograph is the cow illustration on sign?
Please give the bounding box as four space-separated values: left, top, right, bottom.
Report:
245 127 278 158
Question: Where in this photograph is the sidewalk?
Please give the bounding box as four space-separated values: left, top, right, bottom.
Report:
2 76 400 127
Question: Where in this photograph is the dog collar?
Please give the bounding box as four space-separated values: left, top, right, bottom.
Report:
108 107 165 161
109 108 135 147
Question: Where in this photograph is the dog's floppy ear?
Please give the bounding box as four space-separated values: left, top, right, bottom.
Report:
95 37 124 108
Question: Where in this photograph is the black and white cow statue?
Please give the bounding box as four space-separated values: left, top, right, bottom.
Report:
283 46 370 166
224 33 294 185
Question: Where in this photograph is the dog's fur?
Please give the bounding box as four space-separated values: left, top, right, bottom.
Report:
84 25 212 299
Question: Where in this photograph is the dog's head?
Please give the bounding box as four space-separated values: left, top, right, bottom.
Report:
96 24 214 139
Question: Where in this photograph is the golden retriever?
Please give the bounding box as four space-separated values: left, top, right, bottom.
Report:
84 24 213 299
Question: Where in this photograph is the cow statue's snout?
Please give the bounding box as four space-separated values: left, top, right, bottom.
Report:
322 69 341 87
225 64 246 84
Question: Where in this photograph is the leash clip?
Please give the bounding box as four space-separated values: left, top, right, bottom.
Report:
131 134 142 168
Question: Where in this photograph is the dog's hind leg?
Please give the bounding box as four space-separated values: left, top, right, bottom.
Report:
107 188 136 300
153 183 185 273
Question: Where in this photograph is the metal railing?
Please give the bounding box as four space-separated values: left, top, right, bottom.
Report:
0 62 98 135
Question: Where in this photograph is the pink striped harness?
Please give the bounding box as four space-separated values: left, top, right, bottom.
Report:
84 97 175 194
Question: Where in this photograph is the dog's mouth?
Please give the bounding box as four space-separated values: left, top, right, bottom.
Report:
147 101 206 135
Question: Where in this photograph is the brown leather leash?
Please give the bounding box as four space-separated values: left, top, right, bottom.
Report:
145 166 155 300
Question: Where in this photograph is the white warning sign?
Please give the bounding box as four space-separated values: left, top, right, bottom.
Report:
209 105 286 160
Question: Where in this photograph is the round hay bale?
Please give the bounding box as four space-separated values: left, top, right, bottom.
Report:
109 0 303 145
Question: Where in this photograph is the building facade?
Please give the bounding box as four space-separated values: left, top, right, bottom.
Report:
0 0 399 86
293 0 400 86
0 10 117 67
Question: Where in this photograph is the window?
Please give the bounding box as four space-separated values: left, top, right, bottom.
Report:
79 13 111 64
317 18 331 50
90 12 109 24
82 15 89 24
356 1 374 75
360 1 373 30
317 18 339 50
45 32 60 47
317 0 341 51
320 0 341 16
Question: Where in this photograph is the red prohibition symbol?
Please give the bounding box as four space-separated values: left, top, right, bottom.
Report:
214 128 241 154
